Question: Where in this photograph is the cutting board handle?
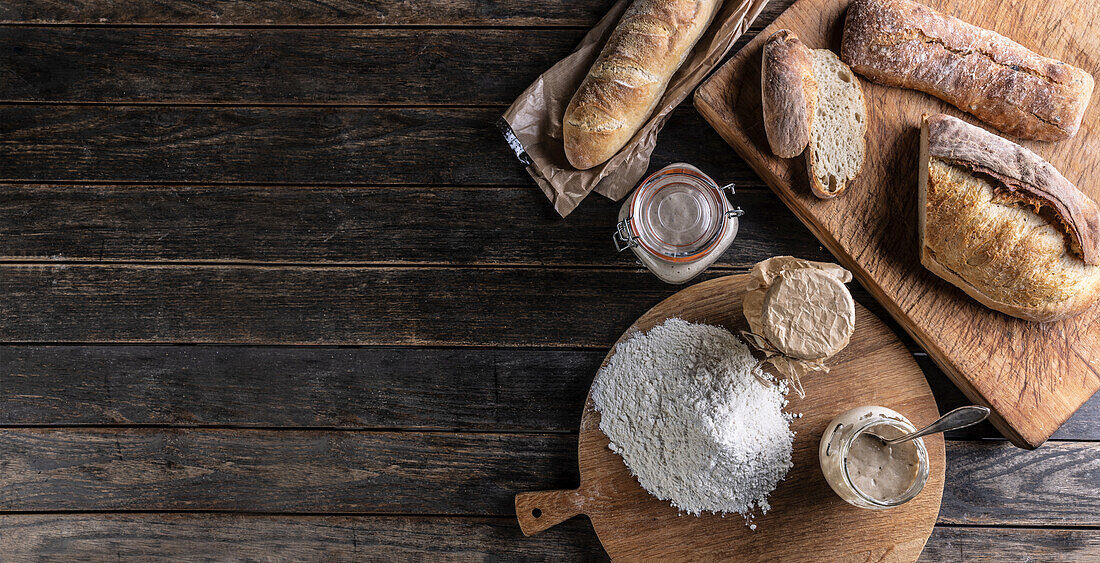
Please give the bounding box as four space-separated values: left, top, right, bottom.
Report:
515 488 588 536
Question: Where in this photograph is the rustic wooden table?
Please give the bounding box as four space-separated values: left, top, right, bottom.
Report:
0 1 1096 559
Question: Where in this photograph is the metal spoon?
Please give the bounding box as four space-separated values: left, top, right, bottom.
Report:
868 405 991 445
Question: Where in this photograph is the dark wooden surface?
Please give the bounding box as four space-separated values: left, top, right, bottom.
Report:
0 0 1096 559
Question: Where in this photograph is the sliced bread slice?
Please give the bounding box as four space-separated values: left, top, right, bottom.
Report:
806 49 867 199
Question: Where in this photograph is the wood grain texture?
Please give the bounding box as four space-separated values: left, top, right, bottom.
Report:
920 526 1100 562
0 28 584 105
940 441 1100 526
0 346 598 431
4 346 1098 439
516 275 944 561
0 0 623 26
0 264 905 347
0 429 581 514
0 106 756 187
0 428 1093 524
918 356 1100 441
0 265 723 346
0 515 1095 562
694 0 1100 448
0 0 1090 554
0 1 793 27
0 185 826 265
0 515 609 561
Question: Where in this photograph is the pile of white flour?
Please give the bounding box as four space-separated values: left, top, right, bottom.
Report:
591 318 795 522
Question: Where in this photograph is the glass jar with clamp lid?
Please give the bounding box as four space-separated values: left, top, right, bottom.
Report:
614 163 743 284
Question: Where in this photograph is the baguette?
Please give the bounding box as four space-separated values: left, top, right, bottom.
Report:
919 114 1100 322
761 30 817 158
843 0 1095 141
563 0 720 170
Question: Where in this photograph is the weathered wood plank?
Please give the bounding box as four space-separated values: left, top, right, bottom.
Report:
0 265 903 347
0 515 1094 562
3 346 1096 439
0 185 824 265
0 28 585 105
920 526 1100 562
0 515 609 561
0 0 793 27
0 106 754 186
0 429 1095 524
0 429 580 514
939 441 1100 527
0 265 725 346
0 0 615 26
0 346 598 431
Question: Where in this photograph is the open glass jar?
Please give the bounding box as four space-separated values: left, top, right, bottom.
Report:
614 163 743 284
819 406 930 509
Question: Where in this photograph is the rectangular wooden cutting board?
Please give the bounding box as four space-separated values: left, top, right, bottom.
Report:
694 0 1100 448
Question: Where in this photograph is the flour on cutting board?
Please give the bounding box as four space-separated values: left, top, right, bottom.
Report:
591 318 795 524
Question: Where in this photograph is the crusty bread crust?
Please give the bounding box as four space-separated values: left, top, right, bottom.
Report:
761 30 817 158
920 114 1100 322
563 0 720 170
920 245 1100 323
843 0 1094 141
926 115 1100 265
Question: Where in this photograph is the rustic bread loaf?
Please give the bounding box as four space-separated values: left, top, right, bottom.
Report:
761 30 818 159
806 49 867 199
919 114 1100 322
563 0 720 170
842 0 1095 141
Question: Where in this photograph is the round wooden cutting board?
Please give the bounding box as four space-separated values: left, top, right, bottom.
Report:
515 274 945 561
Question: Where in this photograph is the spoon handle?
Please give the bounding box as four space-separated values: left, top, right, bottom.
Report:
886 405 991 444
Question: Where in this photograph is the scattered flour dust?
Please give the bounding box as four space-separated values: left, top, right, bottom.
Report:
591 318 795 525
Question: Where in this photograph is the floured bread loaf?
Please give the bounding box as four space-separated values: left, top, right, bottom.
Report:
563 0 721 170
919 114 1100 322
843 0 1094 141
806 49 867 199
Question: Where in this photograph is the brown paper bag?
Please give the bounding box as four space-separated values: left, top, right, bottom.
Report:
499 0 771 217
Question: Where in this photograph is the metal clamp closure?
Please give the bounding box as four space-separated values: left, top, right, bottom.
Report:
720 183 744 220
613 219 638 252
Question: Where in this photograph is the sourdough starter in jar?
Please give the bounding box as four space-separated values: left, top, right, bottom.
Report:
819 406 929 509
614 163 742 284
846 425 922 500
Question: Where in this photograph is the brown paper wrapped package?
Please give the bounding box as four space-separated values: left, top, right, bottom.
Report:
743 256 855 397
500 0 771 217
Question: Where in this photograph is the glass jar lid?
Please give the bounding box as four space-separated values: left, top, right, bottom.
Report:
626 166 732 263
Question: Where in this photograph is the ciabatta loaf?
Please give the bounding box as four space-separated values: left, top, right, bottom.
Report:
806 49 867 199
761 30 817 159
843 0 1095 141
919 114 1100 322
564 0 720 170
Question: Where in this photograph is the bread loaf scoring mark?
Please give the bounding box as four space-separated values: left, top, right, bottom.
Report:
872 30 1068 128
924 114 1100 266
876 29 1073 85
941 158 1084 258
926 159 1089 307
592 61 662 90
